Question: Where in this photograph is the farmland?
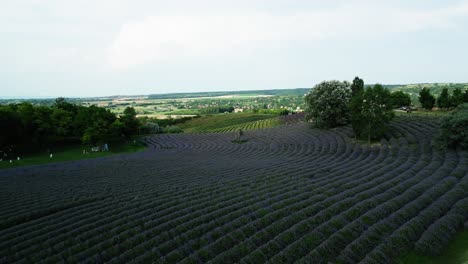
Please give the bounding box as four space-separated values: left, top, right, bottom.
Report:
1 115 467 263
178 113 279 133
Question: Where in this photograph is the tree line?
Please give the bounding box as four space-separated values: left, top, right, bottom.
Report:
0 98 139 155
305 78 468 149
419 87 468 110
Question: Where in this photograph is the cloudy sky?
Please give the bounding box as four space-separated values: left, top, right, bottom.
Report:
2 0 468 97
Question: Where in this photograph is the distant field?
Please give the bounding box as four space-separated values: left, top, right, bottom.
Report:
200 113 306 133
146 88 310 99
178 113 277 133
202 118 281 133
136 114 198 119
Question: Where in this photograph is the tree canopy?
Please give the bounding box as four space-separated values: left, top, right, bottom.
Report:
351 77 364 96
305 78 394 142
305 80 352 128
389 91 412 108
437 88 450 109
419 88 436 110
451 88 464 107
350 84 394 142
0 100 141 155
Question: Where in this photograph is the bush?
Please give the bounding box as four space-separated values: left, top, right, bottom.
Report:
140 122 161 134
434 104 468 149
165 126 183 134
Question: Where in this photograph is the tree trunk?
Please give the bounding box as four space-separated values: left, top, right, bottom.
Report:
368 120 371 145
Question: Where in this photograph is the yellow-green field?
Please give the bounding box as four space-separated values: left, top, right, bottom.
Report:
178 113 278 133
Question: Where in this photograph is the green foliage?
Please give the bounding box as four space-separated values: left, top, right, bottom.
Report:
200 106 234 114
51 108 73 138
419 88 436 110
434 104 468 149
390 91 412 108
350 95 365 139
0 106 22 147
252 108 292 115
437 88 451 109
121 107 140 137
140 122 161 134
350 84 394 141
164 126 183 134
139 115 199 129
450 88 464 107
305 80 352 128
351 77 364 96
0 99 143 155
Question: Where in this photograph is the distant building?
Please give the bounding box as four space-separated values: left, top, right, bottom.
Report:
234 108 243 113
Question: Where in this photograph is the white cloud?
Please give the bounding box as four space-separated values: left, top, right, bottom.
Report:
107 1 468 70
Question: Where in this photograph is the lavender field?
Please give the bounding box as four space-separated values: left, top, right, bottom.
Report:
1 116 467 263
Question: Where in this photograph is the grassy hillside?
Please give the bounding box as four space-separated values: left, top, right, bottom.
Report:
0 141 145 170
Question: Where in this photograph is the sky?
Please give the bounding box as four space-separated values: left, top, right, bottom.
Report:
1 0 468 98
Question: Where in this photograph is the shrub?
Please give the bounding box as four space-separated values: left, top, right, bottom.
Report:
434 104 468 149
165 126 183 134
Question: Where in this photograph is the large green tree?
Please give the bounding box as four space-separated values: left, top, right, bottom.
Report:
51 108 73 140
351 76 364 96
350 84 394 143
121 107 140 137
305 80 352 128
419 88 436 110
450 88 464 107
437 88 450 108
349 78 365 139
0 106 22 148
389 91 411 108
